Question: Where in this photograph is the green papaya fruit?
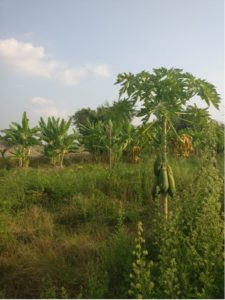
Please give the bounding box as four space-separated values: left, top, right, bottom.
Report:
159 164 169 193
167 165 176 197
154 155 162 176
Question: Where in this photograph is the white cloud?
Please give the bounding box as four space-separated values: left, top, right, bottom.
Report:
31 96 69 119
56 68 85 86
56 64 110 86
93 64 110 77
31 96 53 105
32 106 69 118
0 38 110 85
24 32 35 38
0 38 58 78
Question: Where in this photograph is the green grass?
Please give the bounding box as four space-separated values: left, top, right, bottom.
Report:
0 155 224 298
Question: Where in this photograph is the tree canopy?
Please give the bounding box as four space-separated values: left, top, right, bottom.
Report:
72 99 135 132
116 67 220 123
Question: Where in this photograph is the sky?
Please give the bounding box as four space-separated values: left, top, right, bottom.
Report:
0 0 224 128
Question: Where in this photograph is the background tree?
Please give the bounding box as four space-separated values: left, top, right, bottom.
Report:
72 99 135 132
72 108 97 132
1 112 39 167
116 67 220 219
172 105 224 156
103 99 135 125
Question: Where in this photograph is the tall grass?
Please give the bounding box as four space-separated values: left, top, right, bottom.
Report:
0 156 223 298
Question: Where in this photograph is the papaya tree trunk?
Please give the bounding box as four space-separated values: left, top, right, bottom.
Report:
162 116 168 220
109 126 112 169
162 192 168 219
162 117 167 165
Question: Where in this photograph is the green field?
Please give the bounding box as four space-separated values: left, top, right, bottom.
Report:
0 67 224 299
0 154 223 299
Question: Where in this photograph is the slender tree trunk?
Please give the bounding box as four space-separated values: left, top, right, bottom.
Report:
19 158 23 168
50 156 54 166
162 117 168 220
162 192 168 219
51 154 57 167
21 147 26 168
59 150 65 168
162 117 167 165
24 147 31 168
109 126 112 169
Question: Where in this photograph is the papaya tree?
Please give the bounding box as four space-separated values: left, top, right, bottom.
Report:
39 117 79 168
116 67 220 219
1 112 39 167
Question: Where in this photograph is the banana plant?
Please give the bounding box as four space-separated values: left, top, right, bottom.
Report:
10 147 25 167
38 116 79 168
79 120 104 161
79 120 134 168
103 120 134 168
1 112 39 167
116 67 220 219
0 148 7 159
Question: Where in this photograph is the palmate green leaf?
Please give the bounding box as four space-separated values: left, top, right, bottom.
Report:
195 79 220 109
115 68 221 122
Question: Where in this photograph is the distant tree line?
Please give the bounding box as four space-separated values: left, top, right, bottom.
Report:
0 68 224 170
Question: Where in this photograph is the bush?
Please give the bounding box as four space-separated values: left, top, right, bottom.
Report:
149 158 224 299
101 225 133 298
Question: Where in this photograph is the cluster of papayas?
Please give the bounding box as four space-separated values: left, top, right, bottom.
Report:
152 156 176 198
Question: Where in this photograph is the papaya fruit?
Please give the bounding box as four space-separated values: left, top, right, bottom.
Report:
167 165 176 197
158 164 169 193
153 155 162 176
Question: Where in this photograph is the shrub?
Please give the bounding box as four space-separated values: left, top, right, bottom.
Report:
128 221 154 299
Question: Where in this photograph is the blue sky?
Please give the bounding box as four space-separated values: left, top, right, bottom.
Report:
0 0 224 128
